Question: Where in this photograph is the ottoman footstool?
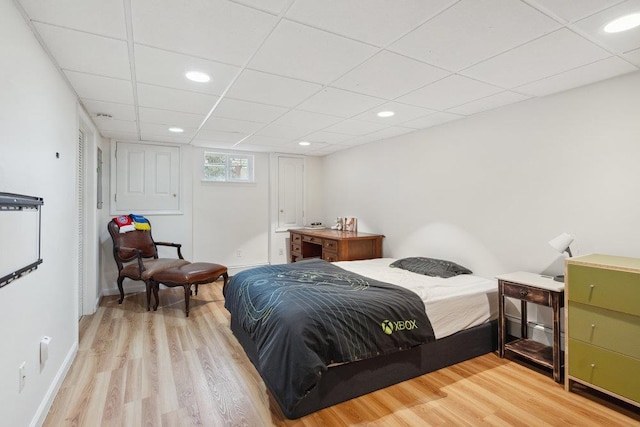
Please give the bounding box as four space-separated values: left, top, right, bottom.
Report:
151 262 228 317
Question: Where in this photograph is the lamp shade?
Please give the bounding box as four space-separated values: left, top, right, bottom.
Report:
549 232 574 254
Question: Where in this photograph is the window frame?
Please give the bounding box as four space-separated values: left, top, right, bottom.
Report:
202 151 255 183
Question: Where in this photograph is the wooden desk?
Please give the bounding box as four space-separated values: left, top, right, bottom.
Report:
289 229 384 263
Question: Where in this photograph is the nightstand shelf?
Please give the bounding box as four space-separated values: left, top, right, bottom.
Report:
496 271 565 383
504 338 554 370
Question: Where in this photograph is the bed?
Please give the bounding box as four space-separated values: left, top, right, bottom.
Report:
223 257 498 419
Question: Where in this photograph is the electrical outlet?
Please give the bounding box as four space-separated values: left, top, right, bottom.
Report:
278 248 284 256
18 362 26 392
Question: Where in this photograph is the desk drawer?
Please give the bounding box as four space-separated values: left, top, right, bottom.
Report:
502 282 551 305
291 233 302 244
568 265 640 316
322 252 338 262
569 302 640 359
569 339 640 403
323 239 337 251
291 244 301 256
302 235 323 244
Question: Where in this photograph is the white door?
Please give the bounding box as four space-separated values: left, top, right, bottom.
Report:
114 142 180 213
277 156 304 229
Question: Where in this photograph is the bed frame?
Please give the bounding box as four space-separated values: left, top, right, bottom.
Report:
230 317 498 419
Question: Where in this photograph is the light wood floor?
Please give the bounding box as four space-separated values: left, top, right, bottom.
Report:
44 279 640 426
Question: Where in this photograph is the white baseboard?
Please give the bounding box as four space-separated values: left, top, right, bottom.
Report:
31 340 78 427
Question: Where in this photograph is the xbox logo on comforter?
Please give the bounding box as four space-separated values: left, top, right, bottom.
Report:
381 319 418 335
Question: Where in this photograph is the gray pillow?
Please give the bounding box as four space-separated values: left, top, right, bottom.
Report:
390 257 472 278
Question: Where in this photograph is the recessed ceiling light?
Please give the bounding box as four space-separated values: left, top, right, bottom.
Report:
168 127 184 133
604 13 640 33
185 71 211 83
298 141 311 146
377 111 395 118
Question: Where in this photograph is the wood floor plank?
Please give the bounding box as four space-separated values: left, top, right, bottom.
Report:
44 280 640 426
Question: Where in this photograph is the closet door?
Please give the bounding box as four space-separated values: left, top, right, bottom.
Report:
113 142 180 214
277 156 304 229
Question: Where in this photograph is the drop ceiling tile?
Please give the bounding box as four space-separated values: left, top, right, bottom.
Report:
34 23 130 79
573 0 640 53
400 112 463 129
239 134 286 146
18 0 127 39
390 0 561 72
296 87 386 118
533 0 627 22
397 75 503 110
354 126 415 143
131 0 277 65
333 50 450 99
285 0 456 46
323 119 389 136
625 48 640 66
300 130 354 144
226 69 322 107
446 91 530 116
353 101 436 125
257 124 312 140
140 122 197 138
94 117 137 133
138 107 203 128
195 129 249 144
248 19 378 84
81 99 136 121
138 107 204 128
212 98 288 123
231 0 293 15
201 117 264 134
272 109 343 129
135 45 240 96
137 83 219 115
461 29 612 88
515 56 638 96
141 134 192 144
64 71 133 105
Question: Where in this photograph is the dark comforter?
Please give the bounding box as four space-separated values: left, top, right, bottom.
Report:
224 259 435 414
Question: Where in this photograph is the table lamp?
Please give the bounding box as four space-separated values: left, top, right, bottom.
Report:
548 232 574 282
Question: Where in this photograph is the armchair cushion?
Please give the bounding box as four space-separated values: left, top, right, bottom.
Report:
120 258 190 280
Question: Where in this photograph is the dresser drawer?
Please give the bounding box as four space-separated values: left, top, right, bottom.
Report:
569 339 640 403
569 301 640 359
323 239 337 251
502 282 551 305
567 265 640 316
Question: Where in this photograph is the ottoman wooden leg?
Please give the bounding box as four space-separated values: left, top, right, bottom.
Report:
183 284 191 317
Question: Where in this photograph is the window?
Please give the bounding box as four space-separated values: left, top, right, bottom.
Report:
203 152 254 182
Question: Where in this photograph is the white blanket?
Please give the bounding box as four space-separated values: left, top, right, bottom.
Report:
333 258 498 339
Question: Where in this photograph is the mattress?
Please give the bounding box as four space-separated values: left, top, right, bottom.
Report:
333 258 498 339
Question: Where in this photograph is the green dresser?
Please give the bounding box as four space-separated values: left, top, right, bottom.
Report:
566 254 640 407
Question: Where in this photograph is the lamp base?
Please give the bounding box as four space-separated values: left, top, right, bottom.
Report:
553 275 565 282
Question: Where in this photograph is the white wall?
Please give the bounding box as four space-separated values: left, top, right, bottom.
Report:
0 2 83 424
321 71 640 332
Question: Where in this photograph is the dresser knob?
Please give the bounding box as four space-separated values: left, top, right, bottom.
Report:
590 363 596 369
591 324 596 329
519 290 528 297
589 284 595 289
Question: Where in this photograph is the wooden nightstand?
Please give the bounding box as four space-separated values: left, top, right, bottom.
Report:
496 272 565 383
